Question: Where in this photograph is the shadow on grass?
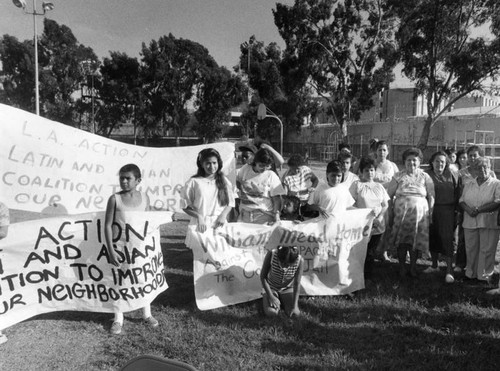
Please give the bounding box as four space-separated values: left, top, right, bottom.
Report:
190 294 500 370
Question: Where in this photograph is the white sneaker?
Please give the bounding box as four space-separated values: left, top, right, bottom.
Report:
110 321 122 335
0 333 8 345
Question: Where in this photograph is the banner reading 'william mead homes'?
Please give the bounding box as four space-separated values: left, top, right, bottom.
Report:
0 211 172 330
0 104 236 214
189 209 373 310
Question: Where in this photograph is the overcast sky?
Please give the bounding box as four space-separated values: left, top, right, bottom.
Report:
1 0 295 70
1 0 494 88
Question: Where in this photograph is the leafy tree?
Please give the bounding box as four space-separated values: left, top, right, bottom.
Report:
140 34 219 141
40 19 97 125
0 35 35 111
238 36 319 140
273 0 398 137
96 52 141 137
194 66 245 143
391 0 500 149
0 19 97 125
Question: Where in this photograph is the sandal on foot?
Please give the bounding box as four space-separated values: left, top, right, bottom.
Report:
110 321 122 335
144 316 159 328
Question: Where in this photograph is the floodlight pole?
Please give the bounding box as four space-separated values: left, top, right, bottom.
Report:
12 0 55 116
81 60 97 134
257 103 283 156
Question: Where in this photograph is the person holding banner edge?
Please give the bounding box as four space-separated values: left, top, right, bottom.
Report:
0 201 9 345
181 148 235 247
349 157 390 280
237 148 285 224
104 164 159 335
307 160 355 218
260 245 304 317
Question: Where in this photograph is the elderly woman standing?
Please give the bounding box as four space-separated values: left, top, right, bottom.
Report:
425 151 460 283
459 157 500 283
387 148 435 278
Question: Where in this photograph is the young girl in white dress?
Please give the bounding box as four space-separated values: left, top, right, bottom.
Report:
181 148 235 248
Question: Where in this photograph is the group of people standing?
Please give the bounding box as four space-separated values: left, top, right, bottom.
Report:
1 140 498 340
180 139 500 317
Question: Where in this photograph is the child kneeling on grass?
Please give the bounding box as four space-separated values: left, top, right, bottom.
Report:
260 246 303 317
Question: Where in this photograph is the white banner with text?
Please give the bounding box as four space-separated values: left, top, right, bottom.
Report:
0 104 236 214
0 211 172 330
189 209 373 310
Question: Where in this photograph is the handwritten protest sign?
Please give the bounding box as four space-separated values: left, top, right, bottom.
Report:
189 209 372 310
0 104 236 214
0 211 171 330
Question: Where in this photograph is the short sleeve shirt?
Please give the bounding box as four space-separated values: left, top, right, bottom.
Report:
308 182 354 217
392 169 435 199
460 177 500 229
350 181 389 234
237 164 285 212
282 166 314 201
180 176 235 217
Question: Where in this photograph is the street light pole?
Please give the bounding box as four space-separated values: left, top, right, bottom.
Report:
12 0 55 116
247 38 253 103
80 60 97 134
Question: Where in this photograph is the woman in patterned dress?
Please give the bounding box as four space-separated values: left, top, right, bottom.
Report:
387 148 435 278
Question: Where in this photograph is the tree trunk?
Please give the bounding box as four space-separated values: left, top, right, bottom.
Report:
417 115 434 151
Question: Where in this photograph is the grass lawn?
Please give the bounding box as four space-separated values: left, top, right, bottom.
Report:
2 164 500 370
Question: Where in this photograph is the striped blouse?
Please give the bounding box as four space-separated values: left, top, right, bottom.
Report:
267 249 302 292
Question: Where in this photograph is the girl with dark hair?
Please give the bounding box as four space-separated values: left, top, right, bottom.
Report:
373 140 399 187
260 245 304 317
236 148 285 224
349 157 390 279
181 148 235 247
387 148 435 278
445 148 459 172
456 149 468 170
282 154 319 218
307 160 355 218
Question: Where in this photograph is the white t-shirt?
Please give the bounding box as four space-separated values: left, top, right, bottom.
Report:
342 171 359 188
350 180 390 235
181 176 235 218
237 164 285 212
308 182 354 217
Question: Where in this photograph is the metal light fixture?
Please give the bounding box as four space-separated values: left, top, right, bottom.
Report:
12 0 55 116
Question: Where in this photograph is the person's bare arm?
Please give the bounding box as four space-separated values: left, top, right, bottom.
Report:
260 251 280 309
289 257 304 317
104 195 120 267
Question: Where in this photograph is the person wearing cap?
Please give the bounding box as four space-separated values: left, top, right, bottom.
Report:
239 143 257 165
